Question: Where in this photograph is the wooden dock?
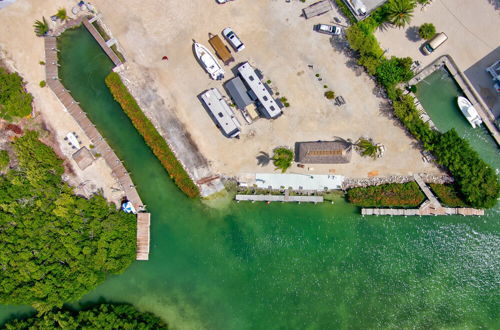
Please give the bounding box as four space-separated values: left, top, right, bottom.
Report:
45 26 148 260
361 175 484 216
82 19 123 66
235 194 323 203
136 213 151 260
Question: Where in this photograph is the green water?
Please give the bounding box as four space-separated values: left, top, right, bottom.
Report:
416 69 500 171
1 27 499 329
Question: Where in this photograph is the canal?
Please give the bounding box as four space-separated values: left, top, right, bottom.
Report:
0 27 498 329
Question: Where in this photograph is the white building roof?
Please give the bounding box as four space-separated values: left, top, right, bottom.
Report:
200 88 240 138
237 62 282 119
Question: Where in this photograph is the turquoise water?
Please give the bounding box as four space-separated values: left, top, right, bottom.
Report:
1 27 499 329
416 68 500 171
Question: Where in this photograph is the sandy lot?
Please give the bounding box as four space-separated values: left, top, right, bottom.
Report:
375 0 500 117
1 0 443 183
92 0 441 179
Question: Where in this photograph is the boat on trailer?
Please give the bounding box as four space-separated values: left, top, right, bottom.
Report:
193 42 225 80
457 96 482 128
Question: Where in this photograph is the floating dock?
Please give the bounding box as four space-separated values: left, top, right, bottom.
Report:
45 17 149 260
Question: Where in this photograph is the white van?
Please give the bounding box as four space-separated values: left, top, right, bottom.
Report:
423 32 448 55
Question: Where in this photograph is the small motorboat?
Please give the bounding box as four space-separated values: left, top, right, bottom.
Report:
457 96 482 128
121 200 137 214
193 42 225 80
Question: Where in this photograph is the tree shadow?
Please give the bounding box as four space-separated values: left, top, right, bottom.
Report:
406 26 421 42
372 85 388 99
487 0 500 10
378 100 394 119
256 151 271 167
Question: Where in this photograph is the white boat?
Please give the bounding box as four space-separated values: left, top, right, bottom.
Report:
457 96 483 128
193 42 225 80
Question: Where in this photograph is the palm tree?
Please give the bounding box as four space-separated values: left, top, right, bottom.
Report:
272 147 294 173
55 8 68 22
33 17 49 36
387 0 416 28
355 138 382 159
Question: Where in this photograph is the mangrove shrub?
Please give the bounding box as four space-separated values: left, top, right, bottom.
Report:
0 68 33 121
0 131 136 312
2 303 167 329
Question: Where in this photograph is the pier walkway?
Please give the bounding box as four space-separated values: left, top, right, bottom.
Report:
361 174 484 216
82 19 123 67
235 194 323 203
45 24 149 259
136 213 151 260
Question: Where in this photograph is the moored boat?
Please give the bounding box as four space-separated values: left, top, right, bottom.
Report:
457 96 482 128
193 42 225 80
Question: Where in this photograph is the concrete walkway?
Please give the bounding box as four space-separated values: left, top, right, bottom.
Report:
235 194 323 203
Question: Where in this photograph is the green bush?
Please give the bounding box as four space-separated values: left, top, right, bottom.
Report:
346 24 384 57
0 150 9 169
418 23 436 40
347 182 425 207
105 72 199 198
39 80 46 88
375 56 414 90
272 147 294 173
429 183 467 207
0 131 136 312
324 90 335 99
2 304 167 329
0 68 33 121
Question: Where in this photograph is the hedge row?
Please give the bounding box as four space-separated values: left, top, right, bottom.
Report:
347 182 425 208
105 72 200 198
429 184 467 207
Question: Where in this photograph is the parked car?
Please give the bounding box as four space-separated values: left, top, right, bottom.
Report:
422 32 448 55
313 24 342 35
222 27 245 52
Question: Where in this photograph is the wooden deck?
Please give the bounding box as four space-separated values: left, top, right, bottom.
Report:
136 213 151 260
82 19 123 66
45 30 149 260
